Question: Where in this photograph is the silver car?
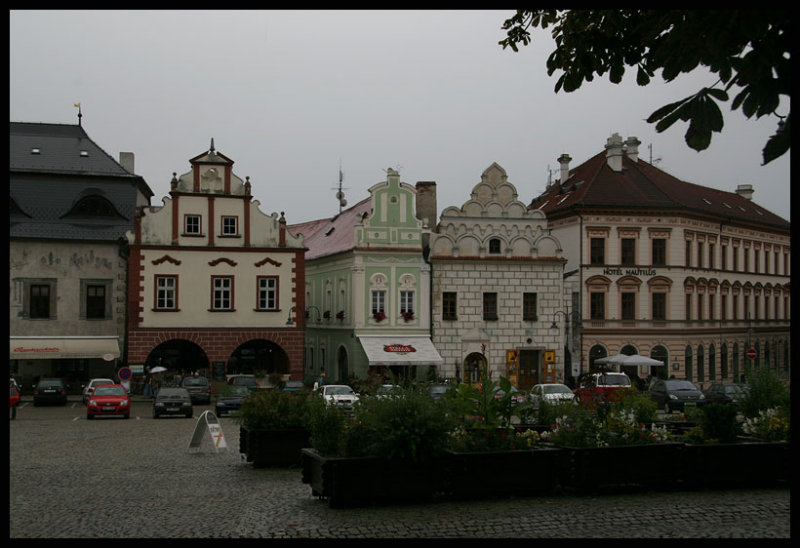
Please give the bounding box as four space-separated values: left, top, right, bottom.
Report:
319 384 360 411
82 377 115 403
528 383 576 409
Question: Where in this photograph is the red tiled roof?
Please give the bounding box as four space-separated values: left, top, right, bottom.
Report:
287 196 373 260
530 151 789 230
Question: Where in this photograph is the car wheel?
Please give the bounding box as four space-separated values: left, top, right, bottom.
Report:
123 414 130 419
87 413 93 420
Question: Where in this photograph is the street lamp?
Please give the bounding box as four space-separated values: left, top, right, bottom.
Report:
286 306 323 325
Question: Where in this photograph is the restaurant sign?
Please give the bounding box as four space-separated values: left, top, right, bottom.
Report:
383 344 416 354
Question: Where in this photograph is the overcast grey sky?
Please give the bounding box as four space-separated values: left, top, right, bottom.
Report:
10 10 791 223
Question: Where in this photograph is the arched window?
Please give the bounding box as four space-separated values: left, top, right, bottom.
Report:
709 344 716 381
488 238 502 254
651 345 669 380
697 344 705 383
721 343 729 380
685 345 693 381
733 342 740 382
589 344 607 371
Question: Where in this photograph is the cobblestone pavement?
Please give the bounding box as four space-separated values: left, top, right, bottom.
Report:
9 399 790 538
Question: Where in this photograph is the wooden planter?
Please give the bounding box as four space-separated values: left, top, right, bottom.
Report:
240 427 310 468
301 448 443 508
560 442 686 493
683 440 789 488
442 447 567 499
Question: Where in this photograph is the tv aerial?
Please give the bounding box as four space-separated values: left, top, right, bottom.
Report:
333 159 349 214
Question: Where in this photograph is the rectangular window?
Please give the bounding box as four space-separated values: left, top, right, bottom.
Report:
522 292 537 321
708 294 715 320
721 294 727 320
29 284 51 319
697 294 704 320
652 293 666 321
590 292 605 320
685 240 692 267
708 243 715 269
155 276 177 310
732 247 739 271
442 292 457 321
400 290 414 314
685 294 692 321
590 238 605 265
212 277 233 310
744 248 750 272
86 284 107 319
754 295 760 320
621 292 636 320
697 241 704 269
620 238 635 266
652 238 666 266
184 214 201 235
732 295 739 320
257 276 278 310
483 292 498 320
371 290 386 316
221 216 238 236
721 245 727 270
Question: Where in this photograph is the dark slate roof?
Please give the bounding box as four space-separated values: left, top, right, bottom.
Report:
10 122 153 241
529 150 789 231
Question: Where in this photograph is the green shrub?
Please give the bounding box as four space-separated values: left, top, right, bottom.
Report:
740 368 790 418
304 396 349 457
236 389 309 430
537 400 578 426
697 402 741 443
611 388 658 424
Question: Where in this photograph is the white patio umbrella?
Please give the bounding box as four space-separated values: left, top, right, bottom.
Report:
150 365 167 373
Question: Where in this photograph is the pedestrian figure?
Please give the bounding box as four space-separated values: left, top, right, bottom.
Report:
143 366 153 398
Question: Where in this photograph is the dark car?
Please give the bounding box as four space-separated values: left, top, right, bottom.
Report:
181 376 211 404
703 383 748 406
227 375 260 392
32 378 69 406
152 387 193 419
215 385 251 417
648 378 706 413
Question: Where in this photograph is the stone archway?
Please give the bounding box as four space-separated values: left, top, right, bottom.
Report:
228 339 289 379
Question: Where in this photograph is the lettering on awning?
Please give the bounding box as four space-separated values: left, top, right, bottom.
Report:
383 344 416 354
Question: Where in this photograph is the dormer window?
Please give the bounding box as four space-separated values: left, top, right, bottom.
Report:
80 150 89 157
62 195 123 219
31 148 40 154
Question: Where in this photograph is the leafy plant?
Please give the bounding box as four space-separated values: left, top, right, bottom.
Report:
742 406 790 442
237 389 309 430
304 395 349 457
740 368 790 418
695 402 741 443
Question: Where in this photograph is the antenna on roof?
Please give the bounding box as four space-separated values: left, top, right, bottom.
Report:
74 102 82 127
333 159 348 214
648 143 662 165
546 165 553 188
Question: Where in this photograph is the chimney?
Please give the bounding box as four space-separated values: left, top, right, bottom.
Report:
558 153 571 185
735 184 754 200
119 152 135 174
624 136 641 162
605 133 624 172
415 181 437 229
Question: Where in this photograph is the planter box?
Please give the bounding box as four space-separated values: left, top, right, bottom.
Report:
443 447 567 499
240 427 310 468
560 442 686 493
683 440 789 488
301 448 443 508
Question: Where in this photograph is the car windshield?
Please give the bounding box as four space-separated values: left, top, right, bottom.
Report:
665 380 698 391
183 377 208 386
597 373 631 386
377 385 396 394
234 377 257 385
94 386 125 396
158 389 188 399
222 386 250 397
724 385 745 394
91 379 114 387
325 386 354 395
543 385 572 394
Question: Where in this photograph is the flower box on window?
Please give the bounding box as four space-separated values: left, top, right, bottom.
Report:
401 310 415 322
335 310 345 320
372 311 386 322
322 310 331 319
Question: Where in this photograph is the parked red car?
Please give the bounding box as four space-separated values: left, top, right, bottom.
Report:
10 381 20 419
86 384 130 419
573 372 632 403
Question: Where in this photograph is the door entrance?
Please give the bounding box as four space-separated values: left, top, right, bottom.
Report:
518 350 540 390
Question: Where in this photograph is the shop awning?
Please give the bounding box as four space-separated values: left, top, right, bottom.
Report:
10 337 120 361
358 336 443 366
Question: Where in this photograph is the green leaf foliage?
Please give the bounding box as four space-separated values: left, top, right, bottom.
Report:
500 9 790 164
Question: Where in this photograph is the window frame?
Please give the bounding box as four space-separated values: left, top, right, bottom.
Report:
442 291 457 321
183 214 202 236
27 280 56 319
221 215 239 237
154 275 178 311
590 238 605 265
81 279 113 320
651 238 666 266
211 276 234 311
483 292 498 321
256 276 279 311
522 292 538 321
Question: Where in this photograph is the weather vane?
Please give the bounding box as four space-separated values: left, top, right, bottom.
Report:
74 102 82 126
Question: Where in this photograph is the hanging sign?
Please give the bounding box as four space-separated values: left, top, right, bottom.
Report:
383 344 416 353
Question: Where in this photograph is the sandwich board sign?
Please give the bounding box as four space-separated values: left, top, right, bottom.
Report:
189 410 228 452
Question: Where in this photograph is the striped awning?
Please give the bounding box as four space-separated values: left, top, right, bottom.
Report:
10 336 120 361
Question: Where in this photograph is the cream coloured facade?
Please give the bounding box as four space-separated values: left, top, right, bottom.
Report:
125 140 306 381
429 163 568 388
533 133 790 387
